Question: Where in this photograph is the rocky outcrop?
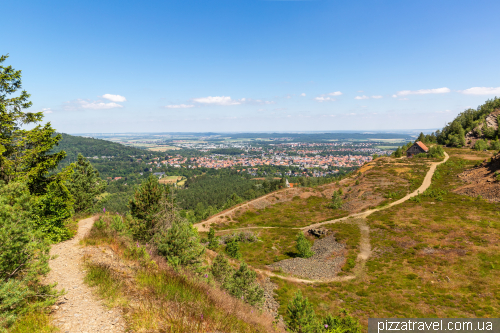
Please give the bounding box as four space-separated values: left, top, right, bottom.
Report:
454 152 500 202
465 109 500 147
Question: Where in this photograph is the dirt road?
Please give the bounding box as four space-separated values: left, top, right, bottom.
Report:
46 217 126 332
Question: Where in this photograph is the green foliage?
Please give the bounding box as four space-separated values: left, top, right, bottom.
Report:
66 154 106 213
210 254 264 307
225 238 242 259
296 232 314 258
427 146 445 158
129 175 166 241
154 219 205 268
286 290 318 333
207 227 220 250
474 139 488 151
489 139 500 150
322 309 362 333
438 98 500 146
211 254 235 287
227 262 264 306
0 182 55 328
330 189 343 209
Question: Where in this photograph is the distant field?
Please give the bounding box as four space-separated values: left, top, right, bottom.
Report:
368 138 407 143
159 176 184 184
148 146 181 151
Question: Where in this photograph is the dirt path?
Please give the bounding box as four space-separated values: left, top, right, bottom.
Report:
220 153 450 284
46 217 126 333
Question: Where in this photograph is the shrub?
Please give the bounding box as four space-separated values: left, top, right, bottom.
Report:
474 139 488 151
0 182 55 327
110 215 127 233
427 146 445 158
286 290 318 333
154 219 205 268
207 227 219 250
489 139 500 150
128 175 166 241
211 255 264 307
330 190 343 209
225 239 242 259
226 262 264 306
296 232 314 258
211 254 235 287
322 309 362 333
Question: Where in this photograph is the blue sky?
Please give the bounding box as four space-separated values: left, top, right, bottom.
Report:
3 0 500 133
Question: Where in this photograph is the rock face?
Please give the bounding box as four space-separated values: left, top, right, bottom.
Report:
465 109 500 147
454 152 500 202
308 228 328 237
268 234 346 280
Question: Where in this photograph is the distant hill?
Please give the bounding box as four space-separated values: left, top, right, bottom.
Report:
53 133 150 161
438 97 500 148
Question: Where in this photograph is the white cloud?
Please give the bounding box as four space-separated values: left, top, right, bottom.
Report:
300 93 306 97
40 108 53 114
398 98 409 101
102 94 127 102
164 104 195 109
355 95 369 100
395 87 450 96
371 95 383 99
314 97 336 102
192 96 242 105
192 96 274 106
328 91 343 96
459 87 500 95
64 99 124 110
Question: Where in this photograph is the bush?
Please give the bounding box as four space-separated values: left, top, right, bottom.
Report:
154 219 205 268
211 254 264 307
330 190 343 209
286 290 318 333
296 232 314 258
0 182 55 327
474 139 488 151
225 239 242 259
207 228 219 250
226 262 264 306
489 139 500 150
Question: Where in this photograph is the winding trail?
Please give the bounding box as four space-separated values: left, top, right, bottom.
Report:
46 217 126 332
203 153 449 284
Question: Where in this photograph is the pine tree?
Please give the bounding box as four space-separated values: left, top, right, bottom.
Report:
0 54 66 194
211 253 235 287
154 219 205 268
225 238 242 259
286 290 319 333
330 190 343 209
129 175 165 240
67 154 107 213
207 227 219 250
228 262 264 306
296 232 314 258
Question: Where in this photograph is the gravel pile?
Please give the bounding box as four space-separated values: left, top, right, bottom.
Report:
260 277 285 328
268 234 346 280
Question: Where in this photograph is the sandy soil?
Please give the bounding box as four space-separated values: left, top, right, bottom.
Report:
45 217 126 333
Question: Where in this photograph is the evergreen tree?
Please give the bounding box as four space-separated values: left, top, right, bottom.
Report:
207 227 219 250
416 132 425 143
227 262 264 306
211 253 235 287
129 175 165 240
225 238 242 259
296 232 314 258
67 154 107 213
0 55 66 194
330 190 343 209
286 290 319 333
154 219 205 268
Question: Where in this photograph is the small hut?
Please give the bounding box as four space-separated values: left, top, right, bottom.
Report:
407 141 429 157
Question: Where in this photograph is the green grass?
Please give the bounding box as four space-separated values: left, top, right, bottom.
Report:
270 148 500 328
7 312 58 333
221 228 299 268
218 195 348 229
84 262 125 307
